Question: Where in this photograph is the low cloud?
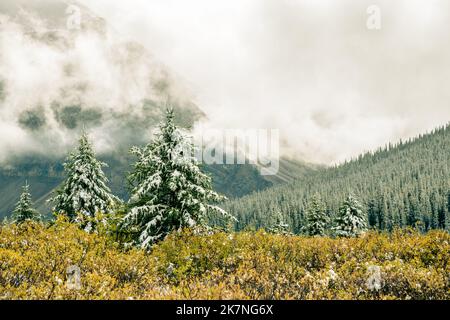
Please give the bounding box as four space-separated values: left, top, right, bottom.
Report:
1 0 450 165
82 0 450 164
0 1 200 164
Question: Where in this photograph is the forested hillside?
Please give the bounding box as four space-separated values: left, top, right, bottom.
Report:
223 124 450 233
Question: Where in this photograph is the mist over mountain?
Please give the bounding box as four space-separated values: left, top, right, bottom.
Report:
81 0 450 165
0 0 204 164
223 124 450 232
0 0 320 219
1 1 449 221
3 1 450 167
0 2 448 302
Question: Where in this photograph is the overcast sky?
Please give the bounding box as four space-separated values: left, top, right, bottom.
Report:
78 0 450 164
1 0 450 164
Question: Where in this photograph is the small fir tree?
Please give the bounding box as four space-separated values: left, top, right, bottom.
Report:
304 195 328 236
49 132 120 232
333 194 368 237
12 182 41 224
268 211 291 235
122 109 235 249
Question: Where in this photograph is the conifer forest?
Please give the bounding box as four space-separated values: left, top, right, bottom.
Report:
0 0 449 304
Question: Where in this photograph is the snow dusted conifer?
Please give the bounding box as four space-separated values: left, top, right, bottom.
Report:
13 182 41 224
122 108 235 249
50 132 120 232
304 194 328 236
333 194 367 237
268 211 291 235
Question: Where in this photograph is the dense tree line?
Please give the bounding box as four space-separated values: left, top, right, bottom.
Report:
7 114 449 241
222 124 450 233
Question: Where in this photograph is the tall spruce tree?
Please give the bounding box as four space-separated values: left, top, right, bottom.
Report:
304 195 328 236
12 182 41 224
122 109 234 249
50 132 120 232
333 194 367 237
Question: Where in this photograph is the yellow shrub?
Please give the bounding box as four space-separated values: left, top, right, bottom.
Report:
0 221 449 300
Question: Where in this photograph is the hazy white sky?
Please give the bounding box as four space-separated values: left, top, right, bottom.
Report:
79 0 450 163
1 0 450 164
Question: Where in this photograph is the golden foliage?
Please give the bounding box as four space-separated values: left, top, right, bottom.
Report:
0 220 449 300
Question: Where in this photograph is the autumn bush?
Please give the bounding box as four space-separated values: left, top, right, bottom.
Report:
0 219 449 300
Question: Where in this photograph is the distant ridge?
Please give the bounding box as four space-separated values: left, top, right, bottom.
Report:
0 155 316 219
223 124 450 233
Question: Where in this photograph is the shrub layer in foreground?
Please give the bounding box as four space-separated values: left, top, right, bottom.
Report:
0 221 449 300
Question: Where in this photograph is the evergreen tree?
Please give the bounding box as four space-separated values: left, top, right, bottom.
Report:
268 211 291 235
224 124 450 234
122 109 235 249
333 194 367 237
304 195 328 236
367 199 379 229
2 215 11 225
12 182 41 224
49 132 120 232
446 192 450 231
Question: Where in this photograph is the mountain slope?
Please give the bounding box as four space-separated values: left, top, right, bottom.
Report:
0 0 318 219
0 0 205 162
203 158 317 199
0 0 201 217
0 155 316 219
222 124 450 233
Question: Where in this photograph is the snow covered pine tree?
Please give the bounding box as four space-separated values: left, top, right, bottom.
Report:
333 194 368 237
304 195 328 236
49 132 120 232
12 182 41 224
122 109 235 249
